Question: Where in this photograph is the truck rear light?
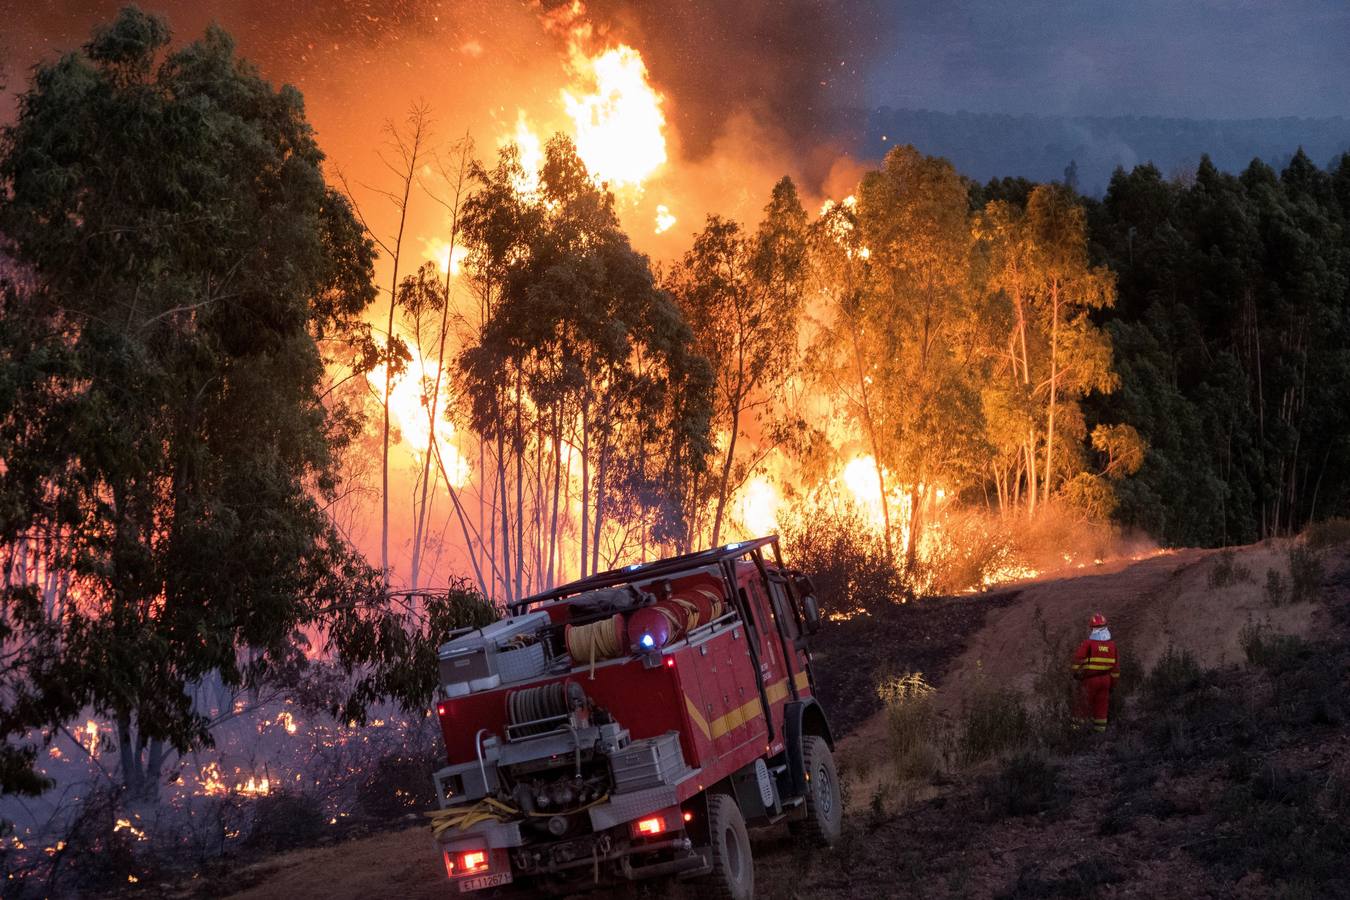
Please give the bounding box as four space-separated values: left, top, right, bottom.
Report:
445 848 490 878
635 816 666 837
459 850 489 873
665 657 675 668
682 811 693 823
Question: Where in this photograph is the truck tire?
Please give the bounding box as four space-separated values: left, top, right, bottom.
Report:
792 735 842 847
701 792 753 900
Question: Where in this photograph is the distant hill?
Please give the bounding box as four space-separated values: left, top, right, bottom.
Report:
864 108 1350 194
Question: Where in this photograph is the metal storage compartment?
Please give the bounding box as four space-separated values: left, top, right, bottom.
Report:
437 612 551 696
608 731 688 793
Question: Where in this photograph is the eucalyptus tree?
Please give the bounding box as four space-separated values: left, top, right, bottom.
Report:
458 136 713 596
667 177 808 546
0 8 382 797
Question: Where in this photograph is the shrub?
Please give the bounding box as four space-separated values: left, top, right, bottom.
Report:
781 504 905 617
910 509 1020 595
1287 544 1325 604
999 858 1124 899
1140 645 1202 710
981 752 1066 819
33 788 155 897
1264 568 1289 606
1207 548 1252 588
1305 517 1350 550
1239 620 1310 674
958 681 1032 764
355 750 441 820
246 792 328 852
877 672 943 780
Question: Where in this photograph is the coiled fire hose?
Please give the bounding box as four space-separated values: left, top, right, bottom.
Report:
564 614 625 678
427 794 612 839
507 682 570 735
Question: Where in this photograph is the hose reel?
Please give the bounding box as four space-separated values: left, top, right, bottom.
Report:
507 681 586 738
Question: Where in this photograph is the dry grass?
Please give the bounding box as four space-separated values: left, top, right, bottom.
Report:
223 827 447 900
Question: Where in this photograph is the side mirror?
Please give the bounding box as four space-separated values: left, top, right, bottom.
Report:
802 594 821 635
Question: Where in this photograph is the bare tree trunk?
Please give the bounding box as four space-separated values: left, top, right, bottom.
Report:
592 436 610 576
710 405 741 546
547 407 563 590
410 137 470 590
1043 281 1060 503
497 426 511 602
1025 429 1038 517
514 372 525 601
379 114 428 588
580 407 590 579
904 483 923 575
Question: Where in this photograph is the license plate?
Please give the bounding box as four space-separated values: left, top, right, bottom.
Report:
460 871 513 892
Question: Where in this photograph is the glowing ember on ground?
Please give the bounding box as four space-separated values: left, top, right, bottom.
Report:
114 818 147 841
198 762 228 797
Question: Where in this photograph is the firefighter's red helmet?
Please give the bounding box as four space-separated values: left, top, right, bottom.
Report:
1090 612 1108 628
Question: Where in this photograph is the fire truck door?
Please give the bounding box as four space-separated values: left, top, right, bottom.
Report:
720 618 766 754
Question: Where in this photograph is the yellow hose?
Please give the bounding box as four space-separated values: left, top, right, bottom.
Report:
566 614 625 677
427 794 611 839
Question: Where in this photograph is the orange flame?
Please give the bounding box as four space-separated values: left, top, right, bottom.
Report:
562 44 667 191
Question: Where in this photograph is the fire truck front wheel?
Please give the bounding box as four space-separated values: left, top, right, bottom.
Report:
701 792 754 900
791 735 843 847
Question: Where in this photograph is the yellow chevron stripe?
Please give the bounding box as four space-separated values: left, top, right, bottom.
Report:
684 678 797 741
794 670 810 691
684 695 712 741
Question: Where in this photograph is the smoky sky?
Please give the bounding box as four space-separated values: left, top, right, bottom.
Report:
3 1 1346 156
2 1 892 155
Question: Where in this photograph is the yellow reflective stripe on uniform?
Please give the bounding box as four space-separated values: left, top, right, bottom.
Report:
1085 657 1116 663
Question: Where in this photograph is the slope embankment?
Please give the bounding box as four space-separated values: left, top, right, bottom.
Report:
220 540 1344 899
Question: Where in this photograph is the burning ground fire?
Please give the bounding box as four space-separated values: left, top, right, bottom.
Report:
2 701 446 878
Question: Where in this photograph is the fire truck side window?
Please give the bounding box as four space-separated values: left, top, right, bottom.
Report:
736 586 760 645
768 579 799 639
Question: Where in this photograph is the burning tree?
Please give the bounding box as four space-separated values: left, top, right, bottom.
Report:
0 9 383 798
667 177 809 547
454 135 714 601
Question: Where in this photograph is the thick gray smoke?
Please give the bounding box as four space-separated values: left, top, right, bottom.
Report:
547 0 894 158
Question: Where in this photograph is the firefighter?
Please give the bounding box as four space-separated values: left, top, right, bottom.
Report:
1071 612 1120 732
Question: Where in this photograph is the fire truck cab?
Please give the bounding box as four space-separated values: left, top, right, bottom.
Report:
429 537 839 898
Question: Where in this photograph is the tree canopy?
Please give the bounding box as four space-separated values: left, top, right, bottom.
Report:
0 7 381 796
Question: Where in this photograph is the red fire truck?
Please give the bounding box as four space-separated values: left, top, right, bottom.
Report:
428 537 840 898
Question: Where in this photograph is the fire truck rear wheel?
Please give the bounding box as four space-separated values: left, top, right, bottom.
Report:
702 792 754 900
792 735 843 847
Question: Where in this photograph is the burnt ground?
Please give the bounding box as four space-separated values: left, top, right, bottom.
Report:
218 544 1350 900
810 588 1023 735
754 553 1350 900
